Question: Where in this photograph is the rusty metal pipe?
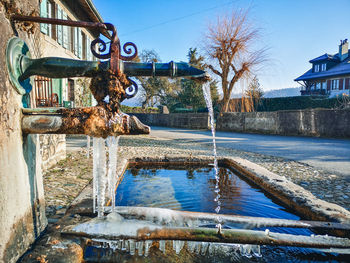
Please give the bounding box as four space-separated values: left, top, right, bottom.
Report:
21 107 150 138
62 221 350 249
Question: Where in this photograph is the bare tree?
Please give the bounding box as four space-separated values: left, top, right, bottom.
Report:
204 9 266 115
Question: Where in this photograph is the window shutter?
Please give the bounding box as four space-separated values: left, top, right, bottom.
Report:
47 1 52 37
339 79 344 90
57 5 63 45
62 11 68 48
40 0 48 34
74 27 79 56
78 28 83 58
345 78 350 90
86 38 91 60
327 80 331 90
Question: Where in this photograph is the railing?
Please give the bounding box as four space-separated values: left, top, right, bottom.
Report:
31 76 60 108
300 89 327 96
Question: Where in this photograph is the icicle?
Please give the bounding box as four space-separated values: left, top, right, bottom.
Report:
121 240 127 251
172 240 184 255
187 241 196 253
95 138 107 217
117 240 123 250
129 240 135 255
200 242 209 255
193 242 201 254
240 244 252 258
107 136 118 212
144 240 152 257
109 241 118 251
251 245 262 257
136 241 144 256
159 240 166 254
92 137 100 214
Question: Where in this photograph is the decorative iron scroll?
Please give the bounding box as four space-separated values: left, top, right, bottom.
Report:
90 23 137 62
124 78 138 99
11 15 138 62
11 15 139 99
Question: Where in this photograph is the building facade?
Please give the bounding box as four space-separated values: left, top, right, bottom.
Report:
295 39 350 97
33 0 103 169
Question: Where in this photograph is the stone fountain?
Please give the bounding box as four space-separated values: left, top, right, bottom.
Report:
2 12 350 263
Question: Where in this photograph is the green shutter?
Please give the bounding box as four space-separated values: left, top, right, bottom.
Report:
46 1 52 37
62 11 68 48
52 78 62 104
74 27 78 56
57 6 62 45
78 28 83 58
86 38 91 60
40 0 48 34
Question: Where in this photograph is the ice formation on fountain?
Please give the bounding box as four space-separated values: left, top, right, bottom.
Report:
92 136 120 217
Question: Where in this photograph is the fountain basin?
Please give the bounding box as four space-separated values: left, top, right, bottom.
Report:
62 157 350 262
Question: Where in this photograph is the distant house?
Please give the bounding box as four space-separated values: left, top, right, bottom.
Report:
295 39 350 97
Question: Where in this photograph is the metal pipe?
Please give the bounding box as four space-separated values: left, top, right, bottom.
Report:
111 206 350 232
62 221 350 248
18 55 209 80
21 108 150 137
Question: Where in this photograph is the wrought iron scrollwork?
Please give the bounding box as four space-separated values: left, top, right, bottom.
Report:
90 23 116 60
120 42 138 61
125 78 138 99
90 23 137 62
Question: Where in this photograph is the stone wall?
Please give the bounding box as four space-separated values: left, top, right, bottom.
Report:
216 109 350 138
39 134 66 171
0 1 47 262
132 113 209 129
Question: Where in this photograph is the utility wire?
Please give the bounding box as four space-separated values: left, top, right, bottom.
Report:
120 0 236 37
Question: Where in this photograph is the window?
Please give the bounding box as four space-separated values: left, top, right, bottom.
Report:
321 63 327 71
316 82 321 90
331 79 339 90
82 32 87 60
314 64 320 72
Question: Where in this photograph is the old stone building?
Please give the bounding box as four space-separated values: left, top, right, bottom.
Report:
34 0 102 169
0 1 104 262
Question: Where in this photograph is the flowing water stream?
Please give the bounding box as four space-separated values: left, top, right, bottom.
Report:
202 83 222 230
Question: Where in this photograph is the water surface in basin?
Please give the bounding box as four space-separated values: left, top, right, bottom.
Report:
113 165 346 262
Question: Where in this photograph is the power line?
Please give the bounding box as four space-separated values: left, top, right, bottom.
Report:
120 0 236 37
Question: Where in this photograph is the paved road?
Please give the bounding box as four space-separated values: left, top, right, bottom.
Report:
149 126 350 177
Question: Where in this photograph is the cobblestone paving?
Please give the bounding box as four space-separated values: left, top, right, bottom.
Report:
42 135 350 218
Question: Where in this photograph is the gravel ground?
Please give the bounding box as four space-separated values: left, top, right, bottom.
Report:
42 135 350 219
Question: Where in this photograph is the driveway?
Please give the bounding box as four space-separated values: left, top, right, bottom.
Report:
149 126 350 177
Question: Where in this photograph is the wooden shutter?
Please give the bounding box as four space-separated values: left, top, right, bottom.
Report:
339 79 344 90
86 38 91 60
40 0 48 34
74 27 79 56
62 11 68 48
57 5 63 45
47 1 52 37
327 79 331 90
345 78 350 90
78 28 83 58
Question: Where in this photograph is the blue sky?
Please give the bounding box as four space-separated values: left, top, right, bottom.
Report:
93 0 350 96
